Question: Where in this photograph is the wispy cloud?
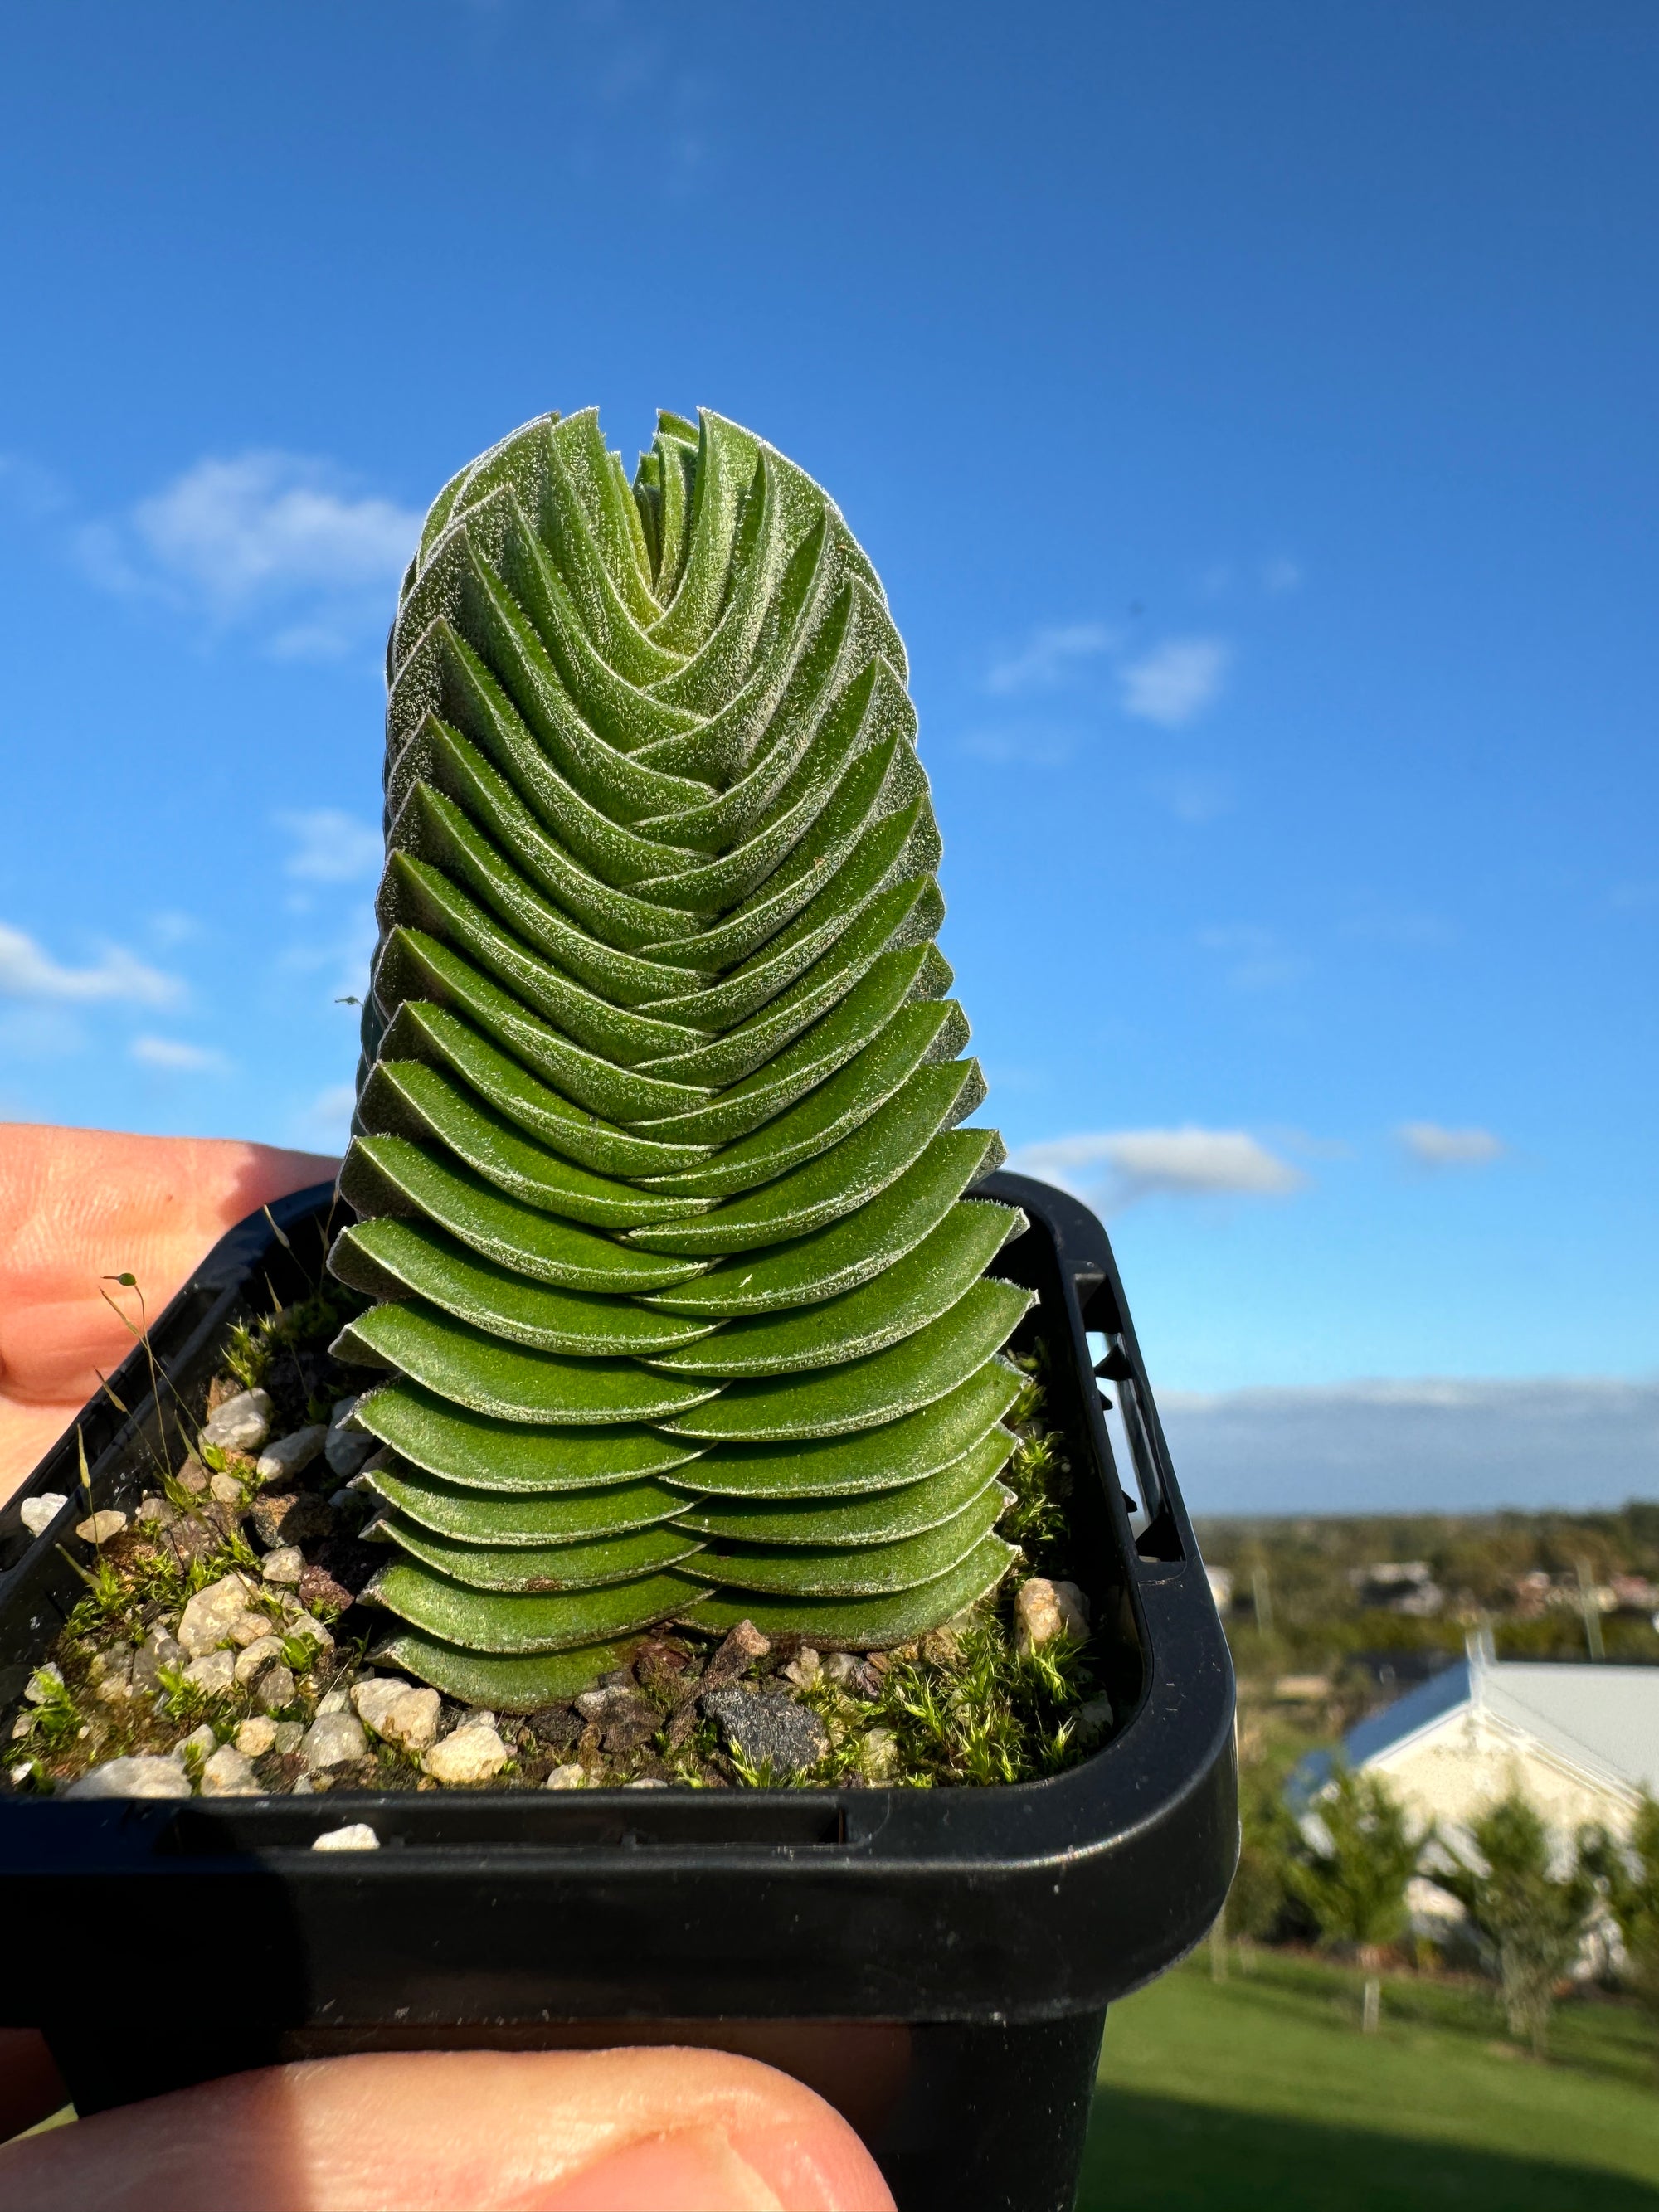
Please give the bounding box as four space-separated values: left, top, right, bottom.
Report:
1261 557 1303 596
960 721 1081 767
985 622 1117 698
293 1081 358 1153
1396 1122 1506 1170
0 921 182 1008
278 809 382 883
1119 637 1229 727
77 451 418 657
1011 1127 1306 1210
1152 772 1234 824
131 1035 231 1075
1197 924 1308 992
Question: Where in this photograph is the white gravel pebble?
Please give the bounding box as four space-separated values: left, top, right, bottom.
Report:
236 1716 278 1757
544 1764 586 1790
74 1510 128 1544
19 1494 68 1539
23 1665 64 1705
178 1573 264 1658
182 1650 236 1696
233 1635 286 1687
260 1545 305 1586
312 1822 380 1850
272 1721 304 1754
324 1398 373 1478
253 1425 328 1484
64 1755 190 1801
200 1743 260 1796
353 1679 441 1753
1013 1577 1091 1655
174 1723 219 1763
301 1712 368 1770
202 1388 273 1453
208 1472 247 1505
425 1722 509 1786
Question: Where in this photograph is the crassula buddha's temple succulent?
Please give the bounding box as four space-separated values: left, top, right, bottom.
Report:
326 407 1033 1710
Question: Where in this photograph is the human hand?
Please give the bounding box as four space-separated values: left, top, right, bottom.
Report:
0 1122 338 1500
0 2039 896 2209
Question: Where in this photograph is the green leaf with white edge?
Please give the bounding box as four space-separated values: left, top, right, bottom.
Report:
365 1556 713 1653
372 1510 706 1594
623 1064 988 1256
695 1480 1009 1597
635 1001 959 1202
643 1130 994 1315
350 1382 704 1490
670 1424 1012 1546
338 1137 706 1291
681 1534 1018 1649
624 946 936 1147
664 1361 1024 1498
330 1218 719 1356
377 999 715 1178
360 1461 696 1544
372 929 714 1123
331 1301 722 1424
358 1060 714 1228
376 1630 637 1713
659 1282 1034 1443
645 1203 1022 1378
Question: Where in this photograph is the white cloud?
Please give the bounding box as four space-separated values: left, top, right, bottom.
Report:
0 921 182 1008
1197 924 1307 992
131 1035 231 1075
1162 1378 1659 1515
1011 1127 1306 1210
278 809 383 883
1396 1122 1506 1169
960 721 1079 767
1119 637 1229 727
78 450 418 654
985 622 1117 697
294 1082 358 1153
1154 773 1234 824
1262 557 1303 595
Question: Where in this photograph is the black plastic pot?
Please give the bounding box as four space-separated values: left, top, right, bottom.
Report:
0 1171 1235 2212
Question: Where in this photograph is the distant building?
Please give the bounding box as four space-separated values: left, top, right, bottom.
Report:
1320 1641 1659 1846
1348 1560 1444 1617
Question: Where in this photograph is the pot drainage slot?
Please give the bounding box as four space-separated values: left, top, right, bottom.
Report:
153 1799 849 1855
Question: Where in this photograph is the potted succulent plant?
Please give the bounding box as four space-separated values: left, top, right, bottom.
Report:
0 409 1235 2212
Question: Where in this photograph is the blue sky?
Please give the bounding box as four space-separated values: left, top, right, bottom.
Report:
1 2 1654 1498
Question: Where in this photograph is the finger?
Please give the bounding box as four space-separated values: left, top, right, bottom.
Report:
0 1124 336 1496
0 2046 898 2212
0 2030 68 2144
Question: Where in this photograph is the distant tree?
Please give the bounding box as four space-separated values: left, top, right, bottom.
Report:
1286 1767 1423 2032
1440 1791 1597 2059
1229 1771 1301 1946
1582 1793 1659 2033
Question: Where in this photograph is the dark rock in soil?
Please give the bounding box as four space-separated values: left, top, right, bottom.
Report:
598 1694 660 1757
527 1706 581 1753
701 1686 828 1777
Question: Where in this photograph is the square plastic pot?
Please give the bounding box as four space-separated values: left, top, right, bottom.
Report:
0 1171 1236 2212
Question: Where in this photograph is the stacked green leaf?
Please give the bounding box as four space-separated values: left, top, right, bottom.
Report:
328 406 1030 1710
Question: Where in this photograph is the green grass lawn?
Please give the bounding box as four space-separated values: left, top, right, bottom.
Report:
1080 1951 1659 2210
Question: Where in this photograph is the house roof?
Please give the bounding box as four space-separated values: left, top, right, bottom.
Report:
1344 1655 1659 1801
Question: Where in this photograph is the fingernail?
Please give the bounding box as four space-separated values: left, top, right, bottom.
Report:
533 2123 783 2211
